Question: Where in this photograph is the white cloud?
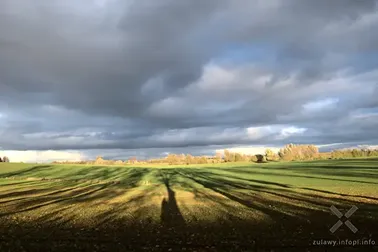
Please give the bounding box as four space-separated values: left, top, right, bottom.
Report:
303 98 339 112
339 145 378 151
351 111 378 119
357 145 378 150
0 111 8 123
316 143 344 148
0 150 87 163
94 0 110 8
192 62 272 93
215 146 281 155
246 125 307 141
246 126 276 140
196 63 238 90
147 97 189 117
278 126 307 139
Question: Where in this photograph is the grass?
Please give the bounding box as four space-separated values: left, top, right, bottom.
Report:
0 159 377 251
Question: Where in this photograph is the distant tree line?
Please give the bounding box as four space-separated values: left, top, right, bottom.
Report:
330 148 378 159
50 144 378 165
0 156 10 163
278 144 319 161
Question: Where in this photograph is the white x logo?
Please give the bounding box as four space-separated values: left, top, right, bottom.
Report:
330 205 358 233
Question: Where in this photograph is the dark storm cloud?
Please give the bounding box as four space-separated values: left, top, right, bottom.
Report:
0 0 378 158
0 0 229 117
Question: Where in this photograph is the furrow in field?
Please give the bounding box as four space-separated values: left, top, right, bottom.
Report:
0 180 58 194
0 183 86 204
0 183 111 217
173 170 329 223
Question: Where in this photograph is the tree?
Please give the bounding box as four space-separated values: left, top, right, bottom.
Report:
242 154 250 162
198 156 208 164
351 149 360 158
224 150 231 162
265 149 275 161
255 154 266 163
185 154 194 165
215 152 223 163
265 149 279 161
95 156 106 165
229 152 236 162
250 155 258 162
129 156 138 164
114 160 124 165
2 156 9 163
265 149 273 157
0 157 2 162
166 154 178 165
234 153 243 162
368 150 378 157
179 154 186 164
278 144 319 161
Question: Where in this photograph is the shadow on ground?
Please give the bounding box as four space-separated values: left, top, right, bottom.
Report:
160 172 186 229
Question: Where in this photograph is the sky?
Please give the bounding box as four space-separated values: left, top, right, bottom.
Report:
1 0 378 162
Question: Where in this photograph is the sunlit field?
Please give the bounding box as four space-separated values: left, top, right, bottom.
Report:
0 159 377 251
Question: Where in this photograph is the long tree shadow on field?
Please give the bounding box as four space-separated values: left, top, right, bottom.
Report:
190 168 378 201
219 166 378 185
0 165 52 178
175 168 378 244
0 168 151 218
159 171 186 228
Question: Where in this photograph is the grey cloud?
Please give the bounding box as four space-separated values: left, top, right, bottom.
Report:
0 0 378 156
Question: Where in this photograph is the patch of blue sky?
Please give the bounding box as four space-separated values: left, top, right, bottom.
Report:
303 97 339 112
351 107 378 117
213 42 278 66
347 51 378 73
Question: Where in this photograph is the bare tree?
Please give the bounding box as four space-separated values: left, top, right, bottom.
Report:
279 144 319 161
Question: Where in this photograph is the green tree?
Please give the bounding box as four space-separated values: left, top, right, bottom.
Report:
265 149 274 161
255 154 265 163
265 149 279 161
352 149 361 157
